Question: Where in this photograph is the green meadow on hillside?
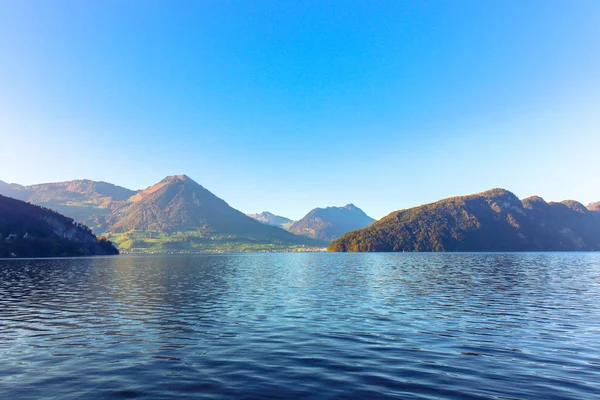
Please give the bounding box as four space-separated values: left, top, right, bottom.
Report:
108 230 325 253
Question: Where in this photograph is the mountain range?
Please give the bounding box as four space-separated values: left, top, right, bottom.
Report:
247 205 375 242
4 178 600 253
0 194 119 257
329 189 600 252
0 175 330 252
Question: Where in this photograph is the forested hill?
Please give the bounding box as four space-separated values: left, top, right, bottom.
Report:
329 189 600 252
0 195 119 258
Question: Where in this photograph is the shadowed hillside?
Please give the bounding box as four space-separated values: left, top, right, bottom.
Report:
329 189 600 252
0 179 135 231
0 194 119 257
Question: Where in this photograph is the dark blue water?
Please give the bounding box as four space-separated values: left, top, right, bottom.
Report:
1 253 599 399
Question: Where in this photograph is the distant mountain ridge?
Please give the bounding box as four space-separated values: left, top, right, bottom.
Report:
289 204 375 242
589 202 600 212
0 179 135 204
0 179 136 232
329 189 600 252
246 212 294 229
0 194 119 257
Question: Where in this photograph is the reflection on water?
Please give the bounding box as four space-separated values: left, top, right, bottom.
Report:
1 253 600 399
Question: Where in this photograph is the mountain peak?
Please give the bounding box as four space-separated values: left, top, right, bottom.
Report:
161 174 192 184
522 195 550 212
478 188 517 199
129 175 200 203
561 200 589 213
523 195 546 203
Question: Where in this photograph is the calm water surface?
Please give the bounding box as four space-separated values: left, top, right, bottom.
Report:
1 253 599 399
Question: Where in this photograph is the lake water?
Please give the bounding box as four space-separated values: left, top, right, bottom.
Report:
1 253 599 399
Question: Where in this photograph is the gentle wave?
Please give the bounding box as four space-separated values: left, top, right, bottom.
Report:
1 253 599 399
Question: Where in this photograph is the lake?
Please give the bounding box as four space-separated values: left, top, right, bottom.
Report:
1 253 599 399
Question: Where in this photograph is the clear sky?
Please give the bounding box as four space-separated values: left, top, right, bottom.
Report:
1 1 599 219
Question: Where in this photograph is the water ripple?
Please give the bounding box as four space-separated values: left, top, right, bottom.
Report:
0 253 600 399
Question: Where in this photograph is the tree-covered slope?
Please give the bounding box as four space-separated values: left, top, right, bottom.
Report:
329 189 600 252
0 194 119 258
290 204 375 242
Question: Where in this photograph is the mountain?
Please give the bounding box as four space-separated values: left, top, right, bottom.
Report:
0 180 26 200
289 204 375 242
0 194 119 257
588 202 600 212
329 189 600 252
0 179 136 231
106 175 323 246
246 211 294 230
0 179 134 204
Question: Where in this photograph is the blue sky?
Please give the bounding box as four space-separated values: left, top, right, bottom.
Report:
1 1 599 219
